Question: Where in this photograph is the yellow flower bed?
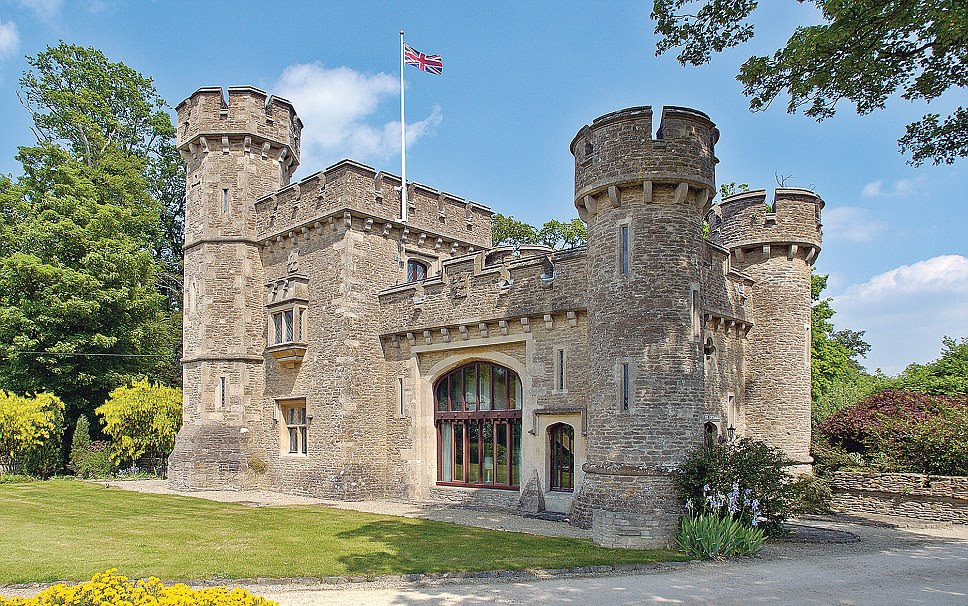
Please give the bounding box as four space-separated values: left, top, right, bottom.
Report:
0 569 276 606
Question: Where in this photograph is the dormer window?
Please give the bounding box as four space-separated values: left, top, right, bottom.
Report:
407 259 428 283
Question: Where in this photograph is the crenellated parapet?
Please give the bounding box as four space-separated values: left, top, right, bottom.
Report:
711 188 823 265
176 85 302 176
376 247 588 337
253 159 493 249
571 106 719 220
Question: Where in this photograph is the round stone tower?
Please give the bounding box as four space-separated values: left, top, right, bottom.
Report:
711 188 822 470
570 106 719 548
168 86 302 489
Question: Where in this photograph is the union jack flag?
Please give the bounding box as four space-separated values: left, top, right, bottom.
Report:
404 43 443 75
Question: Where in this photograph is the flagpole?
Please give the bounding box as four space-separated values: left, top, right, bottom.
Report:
399 30 408 223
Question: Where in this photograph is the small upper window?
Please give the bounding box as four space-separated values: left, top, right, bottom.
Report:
221 188 229 214
407 259 428 283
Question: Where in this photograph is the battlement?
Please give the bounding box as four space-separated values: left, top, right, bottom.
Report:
571 105 719 206
253 159 493 248
711 188 823 261
176 86 302 166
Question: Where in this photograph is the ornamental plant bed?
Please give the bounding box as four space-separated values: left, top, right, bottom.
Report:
0 480 684 584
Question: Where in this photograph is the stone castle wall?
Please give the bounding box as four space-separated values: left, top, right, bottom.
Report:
831 472 968 524
170 85 821 549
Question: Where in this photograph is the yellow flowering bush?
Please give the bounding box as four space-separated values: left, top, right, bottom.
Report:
0 569 276 606
96 380 182 468
0 391 64 475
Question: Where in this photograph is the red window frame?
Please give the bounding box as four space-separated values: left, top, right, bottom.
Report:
434 362 523 489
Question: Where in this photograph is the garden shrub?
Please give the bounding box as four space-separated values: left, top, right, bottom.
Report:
792 474 833 514
0 569 276 606
819 389 968 475
867 401 968 476
0 391 65 477
69 416 116 478
96 379 182 469
675 439 797 535
810 433 857 477
819 390 957 452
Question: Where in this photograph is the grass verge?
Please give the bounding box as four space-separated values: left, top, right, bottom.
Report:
0 479 685 583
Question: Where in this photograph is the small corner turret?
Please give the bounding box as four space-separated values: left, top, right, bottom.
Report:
711 188 823 266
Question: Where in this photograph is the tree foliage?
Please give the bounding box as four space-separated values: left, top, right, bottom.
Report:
0 391 64 474
652 1 968 165
491 214 587 249
95 379 182 468
0 43 184 424
819 389 968 475
885 336 968 396
0 144 176 421
811 273 871 406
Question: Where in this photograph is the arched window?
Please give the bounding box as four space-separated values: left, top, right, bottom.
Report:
407 259 428 282
434 362 523 488
549 423 574 492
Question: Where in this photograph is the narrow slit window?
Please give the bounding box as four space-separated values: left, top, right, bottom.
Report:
556 349 565 391
219 376 227 407
398 377 405 415
221 188 229 214
620 224 630 274
622 363 631 410
691 287 701 339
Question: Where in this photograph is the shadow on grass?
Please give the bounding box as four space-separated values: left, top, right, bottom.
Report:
334 517 680 576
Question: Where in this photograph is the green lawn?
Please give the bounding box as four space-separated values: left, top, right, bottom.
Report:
0 480 684 584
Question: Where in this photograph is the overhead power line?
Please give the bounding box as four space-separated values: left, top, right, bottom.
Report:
8 350 169 358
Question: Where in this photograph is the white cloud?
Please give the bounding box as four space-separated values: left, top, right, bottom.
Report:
275 63 442 176
18 0 62 20
0 21 20 59
821 206 885 243
836 255 968 304
832 255 968 374
861 177 922 199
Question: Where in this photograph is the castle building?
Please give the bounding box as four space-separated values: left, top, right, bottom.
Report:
167 86 823 548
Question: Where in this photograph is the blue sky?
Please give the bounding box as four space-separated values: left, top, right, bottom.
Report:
0 0 965 374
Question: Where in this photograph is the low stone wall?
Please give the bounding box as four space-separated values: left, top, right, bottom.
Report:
831 471 968 524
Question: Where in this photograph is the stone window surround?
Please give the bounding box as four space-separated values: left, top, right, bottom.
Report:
616 359 636 413
404 248 439 282
553 347 568 394
268 303 307 345
276 397 309 457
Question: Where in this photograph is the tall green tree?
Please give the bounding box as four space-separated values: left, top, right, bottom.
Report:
0 43 183 424
652 1 968 166
810 273 874 423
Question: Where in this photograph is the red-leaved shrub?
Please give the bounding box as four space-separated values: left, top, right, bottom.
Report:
819 389 968 475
